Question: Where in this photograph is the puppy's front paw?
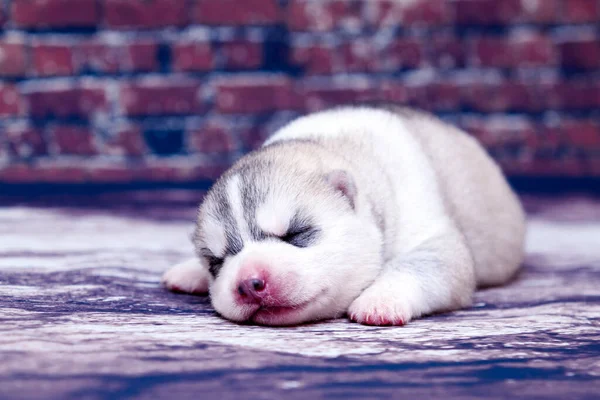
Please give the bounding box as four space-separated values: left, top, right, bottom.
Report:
161 258 210 295
347 286 412 326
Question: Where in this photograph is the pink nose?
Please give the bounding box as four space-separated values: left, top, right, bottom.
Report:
237 278 266 303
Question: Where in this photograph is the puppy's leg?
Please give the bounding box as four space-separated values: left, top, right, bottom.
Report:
348 228 475 326
161 258 211 295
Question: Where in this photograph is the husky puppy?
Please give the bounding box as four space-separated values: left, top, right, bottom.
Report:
162 107 525 326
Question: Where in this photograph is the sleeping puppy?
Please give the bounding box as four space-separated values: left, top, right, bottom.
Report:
162 107 526 326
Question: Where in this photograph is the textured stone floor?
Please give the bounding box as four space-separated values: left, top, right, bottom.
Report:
1 191 599 400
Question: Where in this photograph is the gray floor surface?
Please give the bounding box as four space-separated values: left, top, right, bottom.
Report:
1 191 599 399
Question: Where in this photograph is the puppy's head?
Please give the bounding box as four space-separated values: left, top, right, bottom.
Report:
194 145 383 325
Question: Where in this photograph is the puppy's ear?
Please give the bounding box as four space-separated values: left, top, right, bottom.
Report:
325 170 356 209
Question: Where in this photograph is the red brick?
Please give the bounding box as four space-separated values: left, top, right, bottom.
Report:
172 42 214 72
125 42 158 72
193 0 280 25
302 82 379 112
5 126 47 157
104 126 146 157
546 80 600 110
529 123 563 152
587 158 600 176
380 81 408 103
369 0 450 26
75 40 158 74
431 34 466 68
502 81 545 111
138 161 228 182
409 83 462 111
222 41 263 69
189 120 238 154
563 0 600 23
85 165 139 183
51 126 97 155
291 44 336 74
0 85 23 116
0 41 27 77
0 164 87 183
519 0 560 23
500 158 586 177
398 84 428 110
120 81 202 116
11 0 98 28
521 0 563 24
105 0 187 29
513 34 556 66
0 165 40 183
137 164 185 182
474 35 555 67
215 77 300 113
28 87 106 119
32 44 74 77
474 37 513 67
462 81 547 112
560 39 600 69
40 165 90 182
380 38 423 70
462 82 509 112
287 0 361 31
75 40 121 74
401 0 450 25
453 0 522 25
562 120 600 148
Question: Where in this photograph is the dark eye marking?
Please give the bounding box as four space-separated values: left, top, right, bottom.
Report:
200 247 224 277
280 225 319 248
275 212 320 248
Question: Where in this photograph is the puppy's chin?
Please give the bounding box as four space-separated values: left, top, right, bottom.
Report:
249 303 317 326
213 287 335 326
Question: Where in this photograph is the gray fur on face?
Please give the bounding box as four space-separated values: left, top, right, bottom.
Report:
194 149 329 277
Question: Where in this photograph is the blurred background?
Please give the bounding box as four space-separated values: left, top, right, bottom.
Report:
0 0 598 192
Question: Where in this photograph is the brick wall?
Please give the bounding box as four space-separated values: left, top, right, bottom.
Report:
0 0 599 184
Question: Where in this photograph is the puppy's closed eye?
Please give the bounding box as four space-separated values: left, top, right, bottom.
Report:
279 225 319 248
200 247 224 276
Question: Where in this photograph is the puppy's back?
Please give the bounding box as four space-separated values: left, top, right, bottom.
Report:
394 108 526 287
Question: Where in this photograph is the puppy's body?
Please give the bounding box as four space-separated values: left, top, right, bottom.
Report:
162 107 525 326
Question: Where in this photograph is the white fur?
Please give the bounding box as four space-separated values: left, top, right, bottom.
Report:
256 197 294 237
161 258 211 294
201 217 227 257
163 107 525 326
226 174 249 238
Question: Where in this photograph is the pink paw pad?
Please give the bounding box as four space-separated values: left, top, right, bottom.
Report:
169 285 183 292
349 312 406 326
